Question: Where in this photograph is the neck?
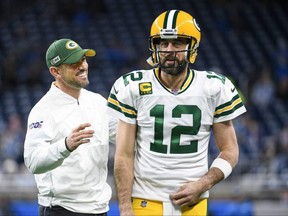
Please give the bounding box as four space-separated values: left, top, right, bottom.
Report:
54 81 81 99
159 68 188 90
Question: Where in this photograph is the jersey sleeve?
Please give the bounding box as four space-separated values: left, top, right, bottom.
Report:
213 75 246 123
107 73 138 125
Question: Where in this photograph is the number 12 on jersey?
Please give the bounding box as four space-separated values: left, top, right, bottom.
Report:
150 104 201 154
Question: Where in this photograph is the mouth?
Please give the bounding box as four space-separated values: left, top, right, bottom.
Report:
76 70 88 79
165 59 175 64
164 58 178 66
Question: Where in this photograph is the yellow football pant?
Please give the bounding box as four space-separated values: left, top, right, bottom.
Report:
132 197 208 216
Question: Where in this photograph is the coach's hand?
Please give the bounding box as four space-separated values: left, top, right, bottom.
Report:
65 123 95 152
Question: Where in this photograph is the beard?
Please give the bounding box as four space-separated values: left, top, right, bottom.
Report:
72 78 89 89
62 76 89 89
159 57 188 76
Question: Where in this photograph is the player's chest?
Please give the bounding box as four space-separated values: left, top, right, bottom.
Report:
135 93 215 124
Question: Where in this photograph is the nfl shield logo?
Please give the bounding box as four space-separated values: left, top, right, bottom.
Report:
141 200 147 208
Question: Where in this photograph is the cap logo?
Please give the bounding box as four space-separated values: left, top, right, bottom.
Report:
50 56 61 66
66 41 79 50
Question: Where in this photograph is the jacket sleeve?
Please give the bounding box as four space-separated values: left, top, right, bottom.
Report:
23 109 71 174
108 115 118 145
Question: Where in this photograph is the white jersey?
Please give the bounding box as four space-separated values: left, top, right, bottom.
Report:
107 68 246 201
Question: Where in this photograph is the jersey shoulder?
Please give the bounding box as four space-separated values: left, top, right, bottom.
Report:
192 70 231 96
194 70 227 85
107 69 154 122
193 70 246 121
118 69 154 84
112 69 154 94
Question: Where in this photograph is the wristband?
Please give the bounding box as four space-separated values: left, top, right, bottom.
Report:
65 137 72 152
210 158 232 179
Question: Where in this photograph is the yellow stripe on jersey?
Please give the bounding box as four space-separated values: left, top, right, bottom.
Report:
107 93 137 118
181 69 193 91
214 94 244 118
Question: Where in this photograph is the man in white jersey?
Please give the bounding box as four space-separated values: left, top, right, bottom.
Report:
107 10 246 216
24 39 116 216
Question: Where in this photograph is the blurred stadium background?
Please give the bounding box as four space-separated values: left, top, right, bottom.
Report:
0 0 288 215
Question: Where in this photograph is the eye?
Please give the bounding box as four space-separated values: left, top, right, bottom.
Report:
174 40 186 47
159 41 169 48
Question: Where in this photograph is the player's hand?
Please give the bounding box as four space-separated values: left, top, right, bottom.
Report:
169 181 204 207
65 123 95 151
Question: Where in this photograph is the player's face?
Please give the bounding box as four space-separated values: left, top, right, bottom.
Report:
57 57 89 89
158 39 188 75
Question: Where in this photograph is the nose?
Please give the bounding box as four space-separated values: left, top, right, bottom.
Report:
79 58 88 69
166 42 177 52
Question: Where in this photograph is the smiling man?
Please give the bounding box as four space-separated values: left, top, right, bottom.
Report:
24 39 116 216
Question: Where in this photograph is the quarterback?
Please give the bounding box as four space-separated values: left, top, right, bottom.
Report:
107 10 246 216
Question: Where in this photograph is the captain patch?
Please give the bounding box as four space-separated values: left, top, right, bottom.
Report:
139 82 152 95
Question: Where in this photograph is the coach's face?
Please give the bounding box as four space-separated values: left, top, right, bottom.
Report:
57 56 89 89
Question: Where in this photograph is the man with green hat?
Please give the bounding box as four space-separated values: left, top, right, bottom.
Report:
24 39 116 216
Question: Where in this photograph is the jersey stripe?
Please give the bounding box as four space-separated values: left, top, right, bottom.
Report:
107 93 137 118
154 68 194 95
214 94 244 118
180 69 193 91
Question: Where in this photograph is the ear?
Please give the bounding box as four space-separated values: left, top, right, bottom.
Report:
49 67 60 78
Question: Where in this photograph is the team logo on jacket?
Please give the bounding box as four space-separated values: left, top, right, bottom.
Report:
139 82 152 95
29 121 43 129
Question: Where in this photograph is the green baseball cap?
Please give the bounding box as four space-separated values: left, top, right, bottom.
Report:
46 39 96 68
